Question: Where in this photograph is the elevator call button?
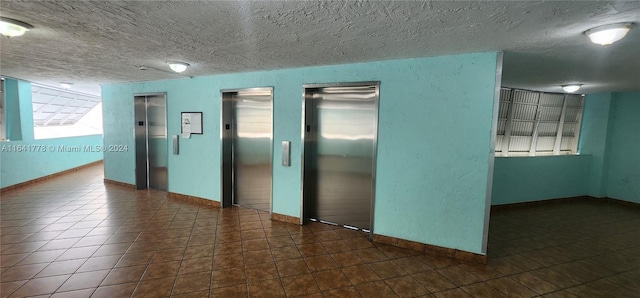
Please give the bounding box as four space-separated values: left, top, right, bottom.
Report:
282 141 291 167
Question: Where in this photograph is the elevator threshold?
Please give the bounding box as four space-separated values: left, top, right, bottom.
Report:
308 218 371 233
231 204 270 214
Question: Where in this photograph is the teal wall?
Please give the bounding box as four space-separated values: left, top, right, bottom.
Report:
604 92 640 203
579 93 612 197
3 79 33 141
491 92 640 205
1 135 104 188
491 155 590 205
0 79 104 188
102 52 501 254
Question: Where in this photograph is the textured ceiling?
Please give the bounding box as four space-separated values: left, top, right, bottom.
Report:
1 1 639 96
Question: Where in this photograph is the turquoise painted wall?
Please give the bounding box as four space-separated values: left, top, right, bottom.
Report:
0 79 104 188
491 92 639 205
491 155 590 205
1 135 104 188
604 92 640 203
3 79 32 141
102 52 500 254
579 93 612 197
490 93 610 205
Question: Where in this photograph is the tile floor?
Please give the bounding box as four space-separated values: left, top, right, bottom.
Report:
1 163 639 297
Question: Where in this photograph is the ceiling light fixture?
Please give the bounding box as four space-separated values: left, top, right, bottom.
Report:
562 84 582 93
585 23 633 45
59 82 73 89
167 61 189 73
0 17 33 37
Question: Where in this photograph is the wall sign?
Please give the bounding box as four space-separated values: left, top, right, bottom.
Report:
181 112 203 138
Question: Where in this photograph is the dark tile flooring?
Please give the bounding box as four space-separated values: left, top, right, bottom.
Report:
1 163 639 297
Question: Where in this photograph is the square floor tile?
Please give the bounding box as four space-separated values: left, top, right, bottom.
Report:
57 270 110 292
35 259 87 278
101 265 146 286
247 278 285 297
282 273 319 296
10 275 71 297
173 272 211 294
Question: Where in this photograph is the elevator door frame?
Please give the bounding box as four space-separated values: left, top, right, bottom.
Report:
220 87 274 212
134 92 168 190
300 82 380 236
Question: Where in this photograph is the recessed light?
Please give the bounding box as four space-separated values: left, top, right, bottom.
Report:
0 17 33 37
167 61 189 73
561 84 582 93
585 23 633 45
60 82 73 89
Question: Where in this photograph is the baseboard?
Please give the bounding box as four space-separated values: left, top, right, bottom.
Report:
103 178 135 189
373 234 487 264
491 195 640 211
491 195 588 211
604 197 640 209
1 160 103 194
271 213 300 225
168 192 221 208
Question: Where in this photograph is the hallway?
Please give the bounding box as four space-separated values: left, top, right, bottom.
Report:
1 164 639 297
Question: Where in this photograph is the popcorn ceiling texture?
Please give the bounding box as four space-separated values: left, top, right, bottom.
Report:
0 1 639 95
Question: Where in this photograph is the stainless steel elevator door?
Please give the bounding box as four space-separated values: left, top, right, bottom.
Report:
230 90 272 211
304 85 378 230
134 94 167 191
146 95 167 191
134 96 148 189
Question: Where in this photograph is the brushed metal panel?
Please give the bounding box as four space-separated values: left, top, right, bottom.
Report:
302 84 378 231
221 93 233 208
134 96 147 189
221 88 273 211
146 95 167 191
172 135 179 155
134 94 167 191
282 141 291 166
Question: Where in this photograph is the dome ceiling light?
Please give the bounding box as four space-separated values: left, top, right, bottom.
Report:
0 17 33 37
585 23 633 45
167 61 189 73
561 84 582 93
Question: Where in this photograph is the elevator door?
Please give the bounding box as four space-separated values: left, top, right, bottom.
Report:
221 88 273 211
134 94 167 191
302 83 379 231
